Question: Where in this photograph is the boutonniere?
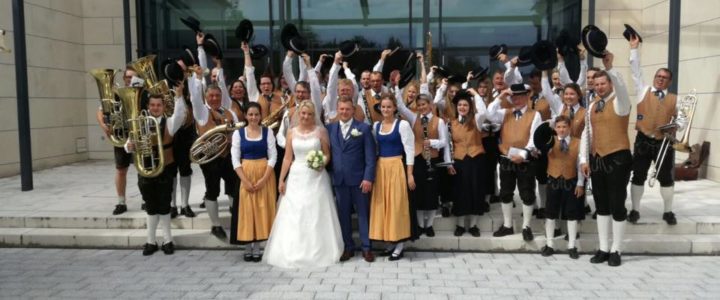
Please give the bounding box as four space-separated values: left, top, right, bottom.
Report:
350 128 362 137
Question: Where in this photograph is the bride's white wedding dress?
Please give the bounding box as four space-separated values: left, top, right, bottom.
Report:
263 127 343 268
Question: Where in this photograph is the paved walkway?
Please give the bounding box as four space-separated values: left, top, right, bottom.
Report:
1 248 718 299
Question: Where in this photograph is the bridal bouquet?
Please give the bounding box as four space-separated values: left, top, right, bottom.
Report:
306 150 326 171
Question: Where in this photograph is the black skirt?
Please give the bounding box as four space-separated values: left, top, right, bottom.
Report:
481 136 499 196
411 155 441 210
451 155 488 216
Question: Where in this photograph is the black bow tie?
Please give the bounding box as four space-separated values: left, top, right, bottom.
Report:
654 90 665 100
513 110 523 119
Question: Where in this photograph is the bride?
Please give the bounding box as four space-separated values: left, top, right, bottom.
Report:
263 100 343 268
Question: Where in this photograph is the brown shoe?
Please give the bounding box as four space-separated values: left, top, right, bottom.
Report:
339 250 354 262
362 251 375 263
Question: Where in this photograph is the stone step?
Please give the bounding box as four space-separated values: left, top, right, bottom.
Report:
1 227 718 254
2 209 718 235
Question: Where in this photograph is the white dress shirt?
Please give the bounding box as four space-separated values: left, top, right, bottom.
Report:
396 101 448 151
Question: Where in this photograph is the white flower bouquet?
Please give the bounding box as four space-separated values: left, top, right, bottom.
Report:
305 150 327 171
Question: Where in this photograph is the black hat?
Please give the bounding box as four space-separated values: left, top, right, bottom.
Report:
235 19 254 43
623 24 643 43
180 16 202 33
451 89 473 107
510 83 531 95
489 44 508 60
202 33 223 60
387 38 403 52
162 58 184 86
470 66 489 80
564 50 582 83
397 58 416 90
288 36 308 54
582 25 608 58
250 44 269 60
532 122 556 153
530 40 558 71
517 46 533 67
179 46 198 67
555 29 580 57
281 23 300 51
447 73 466 85
339 40 359 57
434 66 450 79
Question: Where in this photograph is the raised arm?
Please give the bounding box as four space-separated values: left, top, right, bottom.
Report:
166 87 188 136
504 59 522 85
322 52 342 121
242 42 259 104
303 54 323 118
396 94 417 124
433 79 448 110
604 52 632 117
628 36 646 96
373 49 391 72
214 59 232 110
283 52 297 92
542 71 563 116
189 76 209 127
196 33 209 81
343 62 360 103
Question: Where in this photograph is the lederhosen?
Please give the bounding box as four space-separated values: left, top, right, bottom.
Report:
410 114 442 211
530 93 551 186
589 96 632 221
631 90 677 188
173 96 196 177
138 118 177 215
197 107 239 202
546 138 583 220
561 104 587 219
498 108 537 206
449 118 488 216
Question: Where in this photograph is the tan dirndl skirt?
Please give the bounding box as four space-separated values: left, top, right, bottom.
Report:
234 158 277 244
369 156 411 242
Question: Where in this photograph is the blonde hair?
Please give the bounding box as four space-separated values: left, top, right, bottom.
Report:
298 99 316 116
402 80 420 100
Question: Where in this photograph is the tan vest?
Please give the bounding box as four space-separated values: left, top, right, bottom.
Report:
450 119 484 159
442 98 456 120
499 108 535 155
531 93 552 121
635 89 677 139
413 114 440 157
547 137 579 179
561 105 587 139
363 90 383 123
590 96 630 156
259 92 284 120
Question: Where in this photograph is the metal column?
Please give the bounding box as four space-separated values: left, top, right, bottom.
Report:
668 0 681 93
12 0 33 191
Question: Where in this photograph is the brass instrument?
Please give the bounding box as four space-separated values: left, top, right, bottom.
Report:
361 93 373 125
649 90 698 187
116 86 165 178
89 68 128 147
435 117 455 168
190 121 247 165
128 55 176 117
584 101 593 195
421 116 435 180
261 94 290 129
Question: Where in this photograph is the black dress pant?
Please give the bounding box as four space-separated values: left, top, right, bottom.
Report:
199 155 238 202
499 158 536 206
590 150 632 221
173 124 197 177
138 163 177 215
631 132 675 187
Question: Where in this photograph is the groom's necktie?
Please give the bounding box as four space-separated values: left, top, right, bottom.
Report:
341 122 350 140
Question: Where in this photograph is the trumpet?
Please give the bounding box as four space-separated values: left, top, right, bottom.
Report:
261 94 290 129
116 87 165 178
190 121 247 165
89 68 128 147
421 116 435 180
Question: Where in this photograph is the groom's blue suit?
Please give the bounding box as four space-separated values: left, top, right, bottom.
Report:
327 119 377 252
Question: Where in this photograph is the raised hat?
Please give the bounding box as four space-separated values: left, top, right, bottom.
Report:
235 19 254 43
532 122 556 154
250 44 269 60
339 40 359 57
555 29 580 57
451 89 474 107
281 23 300 51
179 46 198 67
161 58 184 86
622 24 643 43
582 25 608 58
489 44 508 60
288 36 308 54
530 40 558 70
434 66 450 79
180 16 202 33
517 46 533 67
470 65 489 80
202 33 223 59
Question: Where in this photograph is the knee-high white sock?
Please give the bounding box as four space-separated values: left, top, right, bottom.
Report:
611 220 626 253
179 176 191 208
501 203 513 228
538 184 547 209
545 219 556 248
255 241 265 255
567 220 578 249
393 242 405 255
494 169 500 196
205 200 221 227
522 205 534 228
159 213 173 244
171 176 178 208
245 243 254 254
630 184 644 211
146 214 159 244
456 216 465 227
597 215 611 252
660 186 674 213
416 211 426 228
425 210 437 227
469 215 478 227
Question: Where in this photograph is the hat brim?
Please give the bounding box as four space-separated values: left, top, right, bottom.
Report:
531 41 558 71
434 67 450 78
532 122 556 153
281 24 300 51
582 25 608 58
250 45 269 60
288 36 307 54
623 24 643 43
203 35 223 60
470 66 488 80
180 17 201 33
339 41 359 57
235 20 254 42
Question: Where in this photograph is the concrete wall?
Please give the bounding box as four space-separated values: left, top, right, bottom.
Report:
583 0 720 182
0 0 136 177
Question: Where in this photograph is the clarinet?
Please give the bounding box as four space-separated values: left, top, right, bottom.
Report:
584 102 593 195
361 92 372 125
421 116 435 180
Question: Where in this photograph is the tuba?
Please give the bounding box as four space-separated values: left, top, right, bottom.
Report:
128 55 176 117
116 86 165 178
89 68 128 147
190 121 246 165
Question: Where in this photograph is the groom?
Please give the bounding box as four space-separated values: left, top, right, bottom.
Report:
327 96 377 262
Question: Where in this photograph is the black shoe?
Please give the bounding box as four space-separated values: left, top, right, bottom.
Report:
170 207 178 219
441 206 451 218
522 226 534 241
388 252 404 261
417 226 425 236
243 253 253 262
379 249 393 257
590 250 610 264
161 242 175 255
142 243 158 256
592 211 597 220
211 226 227 240
541 245 554 257
468 226 481 237
493 226 514 237
564 232 580 241
663 212 677 225
536 208 545 219
199 201 206 209
483 204 490 213
608 251 622 266
532 208 539 217
568 247 579 259
252 254 262 262
627 210 640 224
584 205 592 215
489 195 501 203
112 204 127 215
141 203 146 211
181 206 196 218
553 228 563 238
454 226 466 237
425 226 435 237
